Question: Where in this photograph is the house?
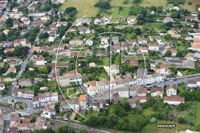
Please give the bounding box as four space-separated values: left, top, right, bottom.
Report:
12 7 18 12
3 29 9 35
0 83 5 91
137 88 147 96
130 60 139 67
150 63 157 70
18 78 32 87
28 4 37 11
127 16 136 25
7 67 16 74
89 62 96 67
112 36 119 44
96 50 108 57
166 84 177 96
114 43 121 53
126 98 136 108
120 16 126 22
40 87 49 91
150 36 162 41
185 16 199 22
20 29 28 35
32 55 47 66
137 38 148 44
69 40 83 47
17 89 34 99
41 102 56 118
151 87 164 98
40 15 50 22
85 49 93 57
163 17 174 23
137 48 148 55
33 92 58 108
171 34 181 39
94 18 102 24
182 59 195 68
76 17 91 25
110 65 119 75
4 48 14 53
86 39 93 46
164 96 185 105
172 6 180 11
101 36 108 45
79 94 92 109
159 64 170 75
168 30 176 35
59 97 79 112
137 96 148 104
59 70 82 87
149 43 159 51
163 48 177 56
102 15 110 23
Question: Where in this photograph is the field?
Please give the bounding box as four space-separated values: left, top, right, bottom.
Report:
139 0 169 8
110 7 130 22
110 0 134 7
183 0 199 11
60 0 99 17
196 101 200 125
141 120 196 133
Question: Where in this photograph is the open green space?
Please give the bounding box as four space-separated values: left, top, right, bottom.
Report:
196 101 200 125
61 0 99 17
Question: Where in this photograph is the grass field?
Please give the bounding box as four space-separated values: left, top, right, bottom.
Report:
60 0 99 17
110 0 134 7
196 101 200 125
183 0 199 12
139 0 169 8
141 120 195 133
110 7 130 22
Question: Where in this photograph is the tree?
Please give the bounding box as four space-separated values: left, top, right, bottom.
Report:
107 114 118 128
0 33 6 41
37 110 41 115
65 7 77 13
5 18 13 27
176 51 183 57
137 15 145 25
42 51 49 57
94 1 111 9
86 116 98 127
178 117 186 124
79 129 89 133
194 21 199 29
177 103 187 111
59 111 64 118
13 46 24 57
130 33 137 39
31 116 36 123
165 50 172 57
123 101 131 111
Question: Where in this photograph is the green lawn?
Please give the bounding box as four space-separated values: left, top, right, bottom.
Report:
196 101 200 125
141 120 196 133
183 0 199 12
138 0 169 8
103 57 110 66
110 0 134 7
110 7 130 22
143 107 156 116
60 0 99 17
108 105 115 115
